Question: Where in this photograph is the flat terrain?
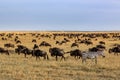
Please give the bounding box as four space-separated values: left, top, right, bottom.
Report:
0 31 120 80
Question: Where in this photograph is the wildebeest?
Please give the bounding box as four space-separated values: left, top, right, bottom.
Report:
32 39 37 43
82 50 105 64
99 41 105 45
0 47 9 55
79 40 93 45
1 37 7 40
89 47 99 52
49 47 65 61
39 41 51 47
96 45 106 50
56 41 61 45
15 45 32 57
85 40 93 45
15 47 32 57
16 40 21 44
4 43 14 48
55 40 67 45
67 49 82 59
89 45 106 52
16 45 26 52
71 43 79 48
109 47 120 55
33 44 39 49
64 38 70 42
32 49 49 60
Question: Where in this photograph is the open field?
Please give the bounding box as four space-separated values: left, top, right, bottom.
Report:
0 31 120 80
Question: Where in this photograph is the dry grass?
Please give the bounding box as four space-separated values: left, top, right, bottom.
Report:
0 31 120 80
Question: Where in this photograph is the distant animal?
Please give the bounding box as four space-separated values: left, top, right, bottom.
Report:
99 41 105 45
71 43 79 48
4 43 14 48
64 38 70 42
33 44 39 49
56 41 60 45
89 47 99 52
96 45 106 50
39 41 51 47
79 40 93 45
89 45 106 52
16 40 21 44
16 45 26 51
1 37 7 40
49 47 65 61
82 50 105 64
56 40 67 45
32 39 37 43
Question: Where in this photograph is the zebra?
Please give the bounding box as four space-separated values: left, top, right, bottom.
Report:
81 50 105 64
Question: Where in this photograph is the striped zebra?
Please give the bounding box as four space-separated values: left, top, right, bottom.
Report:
82 50 105 64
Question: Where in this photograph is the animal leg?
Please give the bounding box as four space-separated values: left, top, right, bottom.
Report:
36 57 38 60
56 55 58 61
18 52 20 55
60 56 63 61
95 57 97 64
117 53 119 56
6 51 9 55
60 56 65 61
46 55 49 60
44 55 46 60
24 53 27 58
82 58 85 64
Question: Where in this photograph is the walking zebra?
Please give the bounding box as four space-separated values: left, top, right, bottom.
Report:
82 50 105 64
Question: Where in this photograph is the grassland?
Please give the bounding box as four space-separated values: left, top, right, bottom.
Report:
0 31 120 80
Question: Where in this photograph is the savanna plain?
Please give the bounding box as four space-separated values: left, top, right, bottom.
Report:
0 31 120 80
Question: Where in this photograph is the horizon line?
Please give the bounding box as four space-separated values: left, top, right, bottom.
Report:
0 30 120 32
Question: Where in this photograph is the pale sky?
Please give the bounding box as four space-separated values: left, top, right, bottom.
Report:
0 0 120 31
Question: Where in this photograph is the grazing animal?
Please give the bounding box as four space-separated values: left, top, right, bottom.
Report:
16 40 21 44
39 41 51 47
89 47 99 52
0 47 9 55
56 41 60 45
1 37 7 40
49 47 65 61
67 49 82 59
4 43 14 48
15 45 32 57
32 49 49 60
15 47 32 57
96 45 106 50
64 38 70 42
109 47 120 55
99 41 105 45
16 45 26 53
32 39 37 43
82 50 105 64
33 44 39 49
56 40 66 45
85 41 93 45
71 43 79 48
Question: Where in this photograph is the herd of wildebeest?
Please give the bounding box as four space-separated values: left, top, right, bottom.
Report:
0 32 120 64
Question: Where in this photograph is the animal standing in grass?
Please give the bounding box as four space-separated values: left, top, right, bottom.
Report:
82 50 105 64
49 47 65 61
